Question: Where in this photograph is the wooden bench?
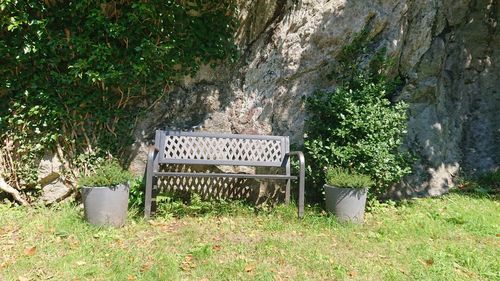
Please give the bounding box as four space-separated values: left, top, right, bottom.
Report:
145 130 305 218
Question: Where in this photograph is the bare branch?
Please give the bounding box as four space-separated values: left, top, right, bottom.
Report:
0 176 30 206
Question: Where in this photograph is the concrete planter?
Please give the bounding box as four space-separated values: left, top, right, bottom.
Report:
324 184 368 224
81 183 129 228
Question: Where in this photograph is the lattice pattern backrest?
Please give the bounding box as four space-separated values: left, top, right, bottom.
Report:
158 131 287 167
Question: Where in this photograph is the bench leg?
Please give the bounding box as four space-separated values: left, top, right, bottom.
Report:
285 151 305 218
151 178 158 215
285 179 291 204
145 146 156 219
145 175 153 218
298 169 305 219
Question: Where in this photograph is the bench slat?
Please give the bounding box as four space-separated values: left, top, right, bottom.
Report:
153 172 298 180
157 158 285 167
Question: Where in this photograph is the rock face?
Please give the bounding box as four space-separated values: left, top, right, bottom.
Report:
38 153 71 204
132 0 499 197
397 0 499 196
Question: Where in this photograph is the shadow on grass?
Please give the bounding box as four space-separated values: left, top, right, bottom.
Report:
126 171 499 224
133 191 261 219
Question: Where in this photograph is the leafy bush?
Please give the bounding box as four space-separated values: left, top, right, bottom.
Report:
128 177 145 209
457 170 500 197
325 167 373 189
304 28 412 199
475 170 500 190
78 161 132 188
0 1 238 195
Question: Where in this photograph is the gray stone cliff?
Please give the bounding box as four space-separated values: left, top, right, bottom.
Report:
130 0 499 198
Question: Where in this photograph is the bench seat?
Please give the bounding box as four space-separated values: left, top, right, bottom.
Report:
152 172 298 180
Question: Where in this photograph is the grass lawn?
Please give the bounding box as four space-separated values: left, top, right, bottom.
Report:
0 192 498 281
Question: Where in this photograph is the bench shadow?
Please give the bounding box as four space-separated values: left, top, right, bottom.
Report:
153 164 287 206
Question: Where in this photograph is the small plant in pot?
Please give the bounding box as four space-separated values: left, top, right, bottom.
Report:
79 161 132 228
324 167 374 224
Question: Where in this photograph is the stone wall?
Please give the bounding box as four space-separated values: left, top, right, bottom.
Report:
130 0 499 198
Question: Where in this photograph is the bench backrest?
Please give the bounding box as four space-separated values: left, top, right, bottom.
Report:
155 130 289 167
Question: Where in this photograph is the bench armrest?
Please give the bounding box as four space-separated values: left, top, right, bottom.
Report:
147 145 159 171
286 151 305 168
285 151 305 218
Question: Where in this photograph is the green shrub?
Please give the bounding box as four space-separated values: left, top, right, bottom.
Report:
475 170 500 189
304 28 412 199
325 167 373 189
128 177 145 209
0 0 238 193
78 161 132 187
457 170 500 197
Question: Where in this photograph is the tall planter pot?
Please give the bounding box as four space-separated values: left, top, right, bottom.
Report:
324 184 368 224
81 183 129 228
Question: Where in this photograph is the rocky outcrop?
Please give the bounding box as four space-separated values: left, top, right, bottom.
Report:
131 0 499 197
38 153 71 204
398 0 499 196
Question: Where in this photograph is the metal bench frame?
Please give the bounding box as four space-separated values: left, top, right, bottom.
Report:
145 130 305 218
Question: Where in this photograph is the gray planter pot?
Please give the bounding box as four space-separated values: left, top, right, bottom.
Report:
81 183 129 228
324 184 368 224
